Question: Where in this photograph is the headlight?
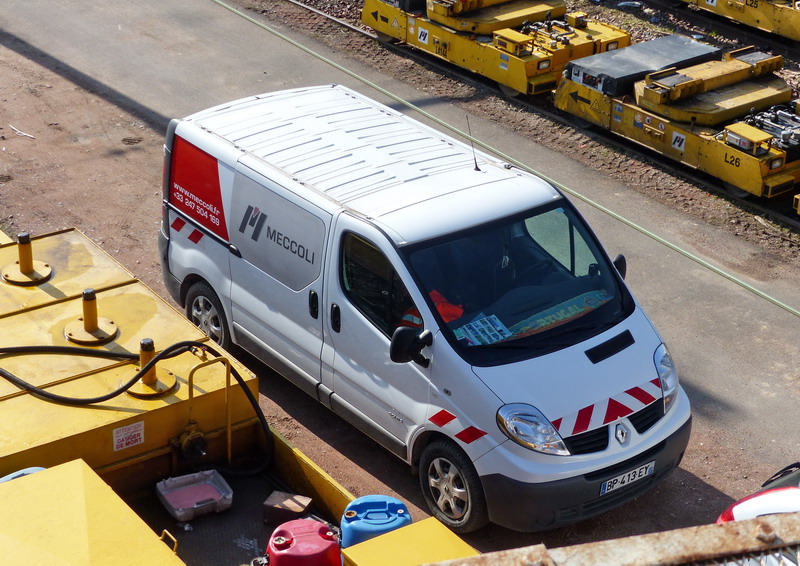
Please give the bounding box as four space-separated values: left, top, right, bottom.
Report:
497 404 570 455
655 344 679 414
537 59 551 70
607 41 619 51
770 158 783 170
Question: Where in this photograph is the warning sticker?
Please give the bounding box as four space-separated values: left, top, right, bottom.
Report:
113 421 144 452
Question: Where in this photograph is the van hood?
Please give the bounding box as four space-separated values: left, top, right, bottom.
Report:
471 308 664 438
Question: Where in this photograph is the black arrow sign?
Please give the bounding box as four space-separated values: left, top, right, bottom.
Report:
569 91 591 105
369 10 379 22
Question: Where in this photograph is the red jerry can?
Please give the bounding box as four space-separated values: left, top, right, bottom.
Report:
267 518 340 566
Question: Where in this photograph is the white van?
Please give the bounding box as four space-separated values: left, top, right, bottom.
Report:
158 84 691 533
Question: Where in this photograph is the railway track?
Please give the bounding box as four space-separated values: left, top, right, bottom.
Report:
276 0 800 233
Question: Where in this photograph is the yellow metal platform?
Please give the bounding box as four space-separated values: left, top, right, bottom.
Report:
1 459 185 565
0 228 261 495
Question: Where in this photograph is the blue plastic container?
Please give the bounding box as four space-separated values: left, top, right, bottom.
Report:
340 494 412 548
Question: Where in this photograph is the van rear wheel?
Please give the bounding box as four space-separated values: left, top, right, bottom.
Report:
419 438 489 533
185 281 230 350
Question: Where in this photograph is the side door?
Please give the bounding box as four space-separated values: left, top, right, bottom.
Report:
321 212 431 459
228 168 331 399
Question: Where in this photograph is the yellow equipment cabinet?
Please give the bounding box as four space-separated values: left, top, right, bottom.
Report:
0 228 264 495
553 35 800 202
361 0 630 95
1 459 186 565
681 0 800 43
342 517 479 566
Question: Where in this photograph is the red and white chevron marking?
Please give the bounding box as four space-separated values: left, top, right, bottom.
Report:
170 217 204 244
428 409 487 444
552 378 663 438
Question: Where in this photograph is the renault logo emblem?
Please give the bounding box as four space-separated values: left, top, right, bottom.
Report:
615 423 629 445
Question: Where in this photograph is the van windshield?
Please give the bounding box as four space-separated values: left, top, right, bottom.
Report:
404 202 633 365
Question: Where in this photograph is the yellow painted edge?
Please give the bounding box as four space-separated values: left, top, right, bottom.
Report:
342 517 478 566
0 229 12 245
271 428 356 522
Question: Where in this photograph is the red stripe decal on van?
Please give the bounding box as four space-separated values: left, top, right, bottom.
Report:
170 136 229 240
573 405 594 435
188 229 204 243
429 410 456 427
625 386 656 405
171 217 186 231
455 426 487 444
603 398 634 424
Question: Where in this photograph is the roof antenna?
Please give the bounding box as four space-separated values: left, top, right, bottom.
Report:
466 115 481 171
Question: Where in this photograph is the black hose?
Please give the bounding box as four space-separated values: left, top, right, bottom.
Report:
0 344 139 360
0 341 196 404
0 340 274 470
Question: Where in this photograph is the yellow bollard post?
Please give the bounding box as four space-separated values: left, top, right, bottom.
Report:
127 338 177 399
81 289 99 333
1 232 52 286
139 338 157 387
64 288 118 345
16 232 34 274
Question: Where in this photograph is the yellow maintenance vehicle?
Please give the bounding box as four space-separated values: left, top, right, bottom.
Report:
679 0 800 43
0 228 477 565
553 35 800 210
360 0 630 95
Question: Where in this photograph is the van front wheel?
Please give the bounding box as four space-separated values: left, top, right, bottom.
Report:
185 281 231 350
419 438 489 533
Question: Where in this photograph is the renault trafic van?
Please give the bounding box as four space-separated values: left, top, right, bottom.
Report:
159 84 691 533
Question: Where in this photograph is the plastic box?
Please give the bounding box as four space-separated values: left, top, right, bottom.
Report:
156 469 233 521
340 495 411 548
267 518 340 566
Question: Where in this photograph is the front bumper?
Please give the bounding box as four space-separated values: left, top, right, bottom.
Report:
481 415 691 532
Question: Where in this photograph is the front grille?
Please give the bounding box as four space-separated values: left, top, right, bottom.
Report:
563 400 665 455
629 399 665 434
564 426 609 455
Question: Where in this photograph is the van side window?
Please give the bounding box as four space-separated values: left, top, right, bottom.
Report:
341 233 418 336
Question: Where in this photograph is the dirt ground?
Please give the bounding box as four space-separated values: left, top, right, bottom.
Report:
0 4 795 554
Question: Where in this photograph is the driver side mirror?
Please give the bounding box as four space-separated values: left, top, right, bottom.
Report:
613 254 627 279
390 327 433 368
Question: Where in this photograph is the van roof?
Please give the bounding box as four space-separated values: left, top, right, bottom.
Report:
181 84 561 244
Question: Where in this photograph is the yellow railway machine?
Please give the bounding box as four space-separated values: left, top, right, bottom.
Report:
553 35 800 208
681 0 800 43
361 0 630 95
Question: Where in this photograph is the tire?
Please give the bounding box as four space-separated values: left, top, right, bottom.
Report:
419 438 489 533
185 281 231 350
